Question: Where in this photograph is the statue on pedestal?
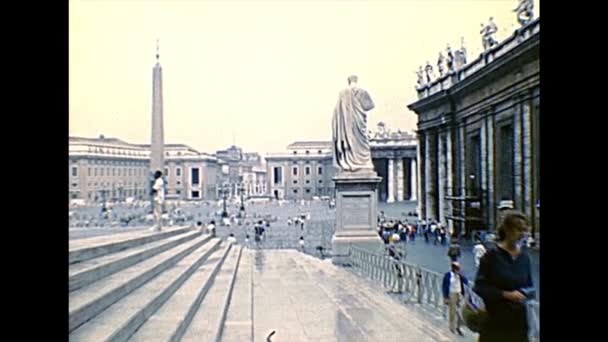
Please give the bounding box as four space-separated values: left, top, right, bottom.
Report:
416 66 425 88
460 37 467 65
514 0 534 26
437 52 446 77
332 75 375 172
446 44 455 73
481 17 498 50
425 61 434 83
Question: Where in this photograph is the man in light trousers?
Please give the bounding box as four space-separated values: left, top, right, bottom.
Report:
442 262 468 336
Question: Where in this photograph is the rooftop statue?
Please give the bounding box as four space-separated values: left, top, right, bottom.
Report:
514 0 534 26
437 52 446 77
481 17 498 50
425 61 434 83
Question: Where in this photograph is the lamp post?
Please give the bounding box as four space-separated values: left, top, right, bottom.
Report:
220 183 229 218
238 182 246 214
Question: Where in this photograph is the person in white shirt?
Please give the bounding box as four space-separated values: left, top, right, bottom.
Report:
150 171 165 232
473 238 487 268
207 220 216 237
442 262 468 336
227 233 237 243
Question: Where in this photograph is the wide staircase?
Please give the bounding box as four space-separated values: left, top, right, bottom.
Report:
69 226 461 341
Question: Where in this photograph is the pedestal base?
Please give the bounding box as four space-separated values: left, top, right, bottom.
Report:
331 171 384 266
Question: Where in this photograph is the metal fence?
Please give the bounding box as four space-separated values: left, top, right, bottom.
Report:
347 246 540 340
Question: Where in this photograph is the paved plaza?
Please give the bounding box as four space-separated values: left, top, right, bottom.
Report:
69 200 539 292
69 199 540 341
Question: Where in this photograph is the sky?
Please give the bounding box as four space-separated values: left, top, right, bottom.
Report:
69 0 540 154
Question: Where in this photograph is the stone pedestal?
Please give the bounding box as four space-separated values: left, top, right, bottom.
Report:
331 170 384 265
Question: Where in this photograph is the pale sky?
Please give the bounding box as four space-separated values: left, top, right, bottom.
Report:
69 0 540 154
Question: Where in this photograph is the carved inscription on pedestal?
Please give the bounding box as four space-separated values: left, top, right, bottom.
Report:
342 194 371 228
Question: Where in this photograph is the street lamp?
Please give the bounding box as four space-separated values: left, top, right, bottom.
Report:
220 183 229 218
238 182 246 215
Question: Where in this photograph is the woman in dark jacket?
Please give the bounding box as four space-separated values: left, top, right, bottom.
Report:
473 211 535 342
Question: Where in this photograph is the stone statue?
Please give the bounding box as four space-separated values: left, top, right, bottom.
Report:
514 0 534 26
416 66 425 88
446 45 455 73
460 37 467 65
437 52 445 77
425 61 434 83
480 17 498 50
455 50 464 69
332 75 375 172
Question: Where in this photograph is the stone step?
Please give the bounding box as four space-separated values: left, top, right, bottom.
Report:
69 231 202 292
69 226 193 264
292 253 457 341
69 234 214 332
69 238 223 342
126 242 233 342
180 245 243 342
219 249 253 342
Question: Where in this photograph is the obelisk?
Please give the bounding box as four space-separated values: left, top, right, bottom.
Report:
150 40 164 176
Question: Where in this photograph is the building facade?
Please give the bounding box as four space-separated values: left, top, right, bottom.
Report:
215 145 268 199
69 135 220 202
407 18 540 235
266 125 418 202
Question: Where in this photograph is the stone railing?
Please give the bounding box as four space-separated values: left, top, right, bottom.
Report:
417 17 540 100
347 246 540 340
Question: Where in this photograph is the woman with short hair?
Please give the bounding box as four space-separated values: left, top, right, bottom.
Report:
473 211 535 342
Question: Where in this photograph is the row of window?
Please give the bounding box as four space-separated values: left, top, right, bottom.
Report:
292 188 331 194
293 179 323 185
84 167 147 178
164 167 182 177
73 166 186 179
292 166 323 176
292 150 323 155
87 181 144 188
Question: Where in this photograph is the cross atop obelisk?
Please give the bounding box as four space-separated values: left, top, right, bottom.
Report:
150 39 164 176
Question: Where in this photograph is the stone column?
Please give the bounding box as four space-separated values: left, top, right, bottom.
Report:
424 133 432 220
387 158 395 203
522 98 533 217
396 158 404 201
513 99 523 210
446 127 454 232
426 132 437 221
487 114 496 230
410 158 418 200
458 125 466 234
417 133 425 218
480 120 488 228
438 132 446 226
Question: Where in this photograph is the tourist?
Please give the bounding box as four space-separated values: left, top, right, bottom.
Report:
227 233 237 243
447 237 461 262
442 261 468 336
440 225 448 245
409 224 417 244
473 238 487 268
207 220 216 237
150 170 165 232
474 211 535 342
299 236 305 251
387 235 404 293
